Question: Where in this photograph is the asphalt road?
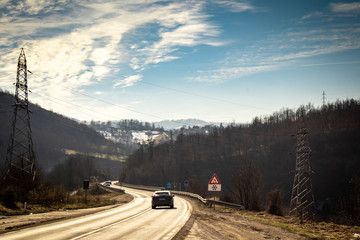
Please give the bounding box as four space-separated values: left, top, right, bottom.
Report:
1 186 192 240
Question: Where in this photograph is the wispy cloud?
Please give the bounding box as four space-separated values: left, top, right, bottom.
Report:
128 2 224 70
0 1 223 88
114 74 143 88
300 61 360 67
301 11 325 20
0 0 225 120
0 0 222 95
189 65 277 83
330 2 360 14
212 0 256 12
190 2 360 83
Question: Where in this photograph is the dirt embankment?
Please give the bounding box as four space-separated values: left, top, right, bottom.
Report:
174 197 305 240
174 197 360 240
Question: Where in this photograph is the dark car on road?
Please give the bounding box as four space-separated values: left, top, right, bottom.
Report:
151 190 174 209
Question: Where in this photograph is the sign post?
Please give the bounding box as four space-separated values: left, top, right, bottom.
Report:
208 173 221 210
184 180 189 190
83 180 89 204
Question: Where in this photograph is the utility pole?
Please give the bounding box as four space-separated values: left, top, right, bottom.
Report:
3 48 36 187
322 91 326 107
289 117 314 221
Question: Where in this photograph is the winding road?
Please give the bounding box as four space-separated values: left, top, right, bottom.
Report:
1 186 192 240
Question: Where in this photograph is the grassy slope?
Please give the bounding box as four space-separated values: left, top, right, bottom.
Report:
240 210 360 239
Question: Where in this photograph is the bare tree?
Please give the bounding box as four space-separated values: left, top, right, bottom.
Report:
267 189 283 216
232 160 263 210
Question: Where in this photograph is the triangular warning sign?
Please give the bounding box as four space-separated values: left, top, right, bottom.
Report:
209 173 220 184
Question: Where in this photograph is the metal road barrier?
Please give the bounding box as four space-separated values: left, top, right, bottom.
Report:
97 182 125 193
117 182 244 210
207 199 245 210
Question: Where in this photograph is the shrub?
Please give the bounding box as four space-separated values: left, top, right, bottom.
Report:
267 189 283 216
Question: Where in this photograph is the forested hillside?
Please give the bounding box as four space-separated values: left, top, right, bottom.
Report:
120 99 360 223
0 89 130 178
88 119 164 132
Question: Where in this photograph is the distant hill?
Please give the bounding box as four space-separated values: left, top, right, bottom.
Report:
0 89 131 177
154 118 216 130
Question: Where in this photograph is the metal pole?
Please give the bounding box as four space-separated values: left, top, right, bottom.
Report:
214 195 216 210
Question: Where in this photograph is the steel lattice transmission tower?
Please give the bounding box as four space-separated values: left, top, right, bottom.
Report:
4 48 36 184
289 117 314 220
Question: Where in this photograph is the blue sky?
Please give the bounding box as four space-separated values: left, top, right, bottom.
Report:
0 0 359 123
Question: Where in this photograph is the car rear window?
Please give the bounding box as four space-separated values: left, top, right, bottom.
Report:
154 192 170 197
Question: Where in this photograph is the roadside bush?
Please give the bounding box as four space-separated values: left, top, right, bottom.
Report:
231 160 263 210
334 173 360 226
267 189 283 216
0 185 18 209
28 183 69 207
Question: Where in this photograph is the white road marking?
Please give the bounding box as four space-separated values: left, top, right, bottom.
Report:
70 208 152 240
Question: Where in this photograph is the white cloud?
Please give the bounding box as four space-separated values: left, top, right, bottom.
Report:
90 48 111 65
0 0 10 7
301 11 325 20
3 0 68 15
189 65 276 83
272 43 360 62
0 0 240 120
127 2 223 69
213 0 255 12
114 74 143 88
330 2 360 14
0 0 223 87
0 0 226 119
93 66 109 78
189 3 360 83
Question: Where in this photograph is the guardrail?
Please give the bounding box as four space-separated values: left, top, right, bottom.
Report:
117 182 244 210
97 183 125 194
207 199 245 210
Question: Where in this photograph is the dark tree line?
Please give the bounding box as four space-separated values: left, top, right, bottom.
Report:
88 119 164 132
120 99 360 224
0 154 111 210
47 154 109 190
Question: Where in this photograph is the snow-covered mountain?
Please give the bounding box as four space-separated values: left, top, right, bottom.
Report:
154 118 212 130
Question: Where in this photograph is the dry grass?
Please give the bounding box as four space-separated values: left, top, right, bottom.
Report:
239 210 360 239
0 184 130 216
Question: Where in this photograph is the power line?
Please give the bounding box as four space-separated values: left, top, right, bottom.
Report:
33 79 215 127
139 80 270 111
40 79 169 121
30 90 122 122
31 109 110 140
4 91 128 144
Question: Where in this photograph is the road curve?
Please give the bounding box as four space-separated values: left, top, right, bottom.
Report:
1 186 192 240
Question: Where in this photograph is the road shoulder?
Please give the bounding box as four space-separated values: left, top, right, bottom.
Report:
0 193 133 234
174 197 305 240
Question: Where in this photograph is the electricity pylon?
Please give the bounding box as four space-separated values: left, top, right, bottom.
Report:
289 117 314 221
3 48 36 185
